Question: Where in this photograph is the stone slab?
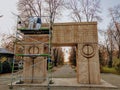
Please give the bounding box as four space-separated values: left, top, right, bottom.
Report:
9 78 118 90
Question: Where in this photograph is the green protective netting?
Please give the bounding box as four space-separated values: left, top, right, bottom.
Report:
17 27 49 30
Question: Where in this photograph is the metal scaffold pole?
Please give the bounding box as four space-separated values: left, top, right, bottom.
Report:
10 13 53 89
47 14 54 90
9 30 17 89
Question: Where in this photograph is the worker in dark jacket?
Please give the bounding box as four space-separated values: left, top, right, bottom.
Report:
35 17 41 30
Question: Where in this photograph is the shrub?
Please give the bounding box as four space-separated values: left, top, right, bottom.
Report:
101 66 118 74
0 62 2 73
112 58 120 67
2 61 12 73
115 63 120 73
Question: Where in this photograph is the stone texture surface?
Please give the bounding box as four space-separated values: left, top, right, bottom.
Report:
77 44 100 84
52 22 100 84
21 22 100 84
11 78 117 90
23 36 47 83
52 22 98 45
0 73 119 90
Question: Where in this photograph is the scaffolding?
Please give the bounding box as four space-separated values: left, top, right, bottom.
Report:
9 15 53 89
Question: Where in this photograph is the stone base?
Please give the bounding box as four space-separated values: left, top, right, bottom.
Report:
9 78 118 90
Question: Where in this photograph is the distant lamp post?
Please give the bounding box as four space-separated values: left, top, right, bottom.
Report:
0 15 3 18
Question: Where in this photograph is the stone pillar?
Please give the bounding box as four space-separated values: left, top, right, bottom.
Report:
23 35 48 83
77 44 100 84
76 23 100 84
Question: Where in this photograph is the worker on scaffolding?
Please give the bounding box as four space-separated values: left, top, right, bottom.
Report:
35 17 41 30
28 16 41 30
28 16 35 29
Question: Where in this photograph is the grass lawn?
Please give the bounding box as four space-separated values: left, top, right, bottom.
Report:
101 66 120 75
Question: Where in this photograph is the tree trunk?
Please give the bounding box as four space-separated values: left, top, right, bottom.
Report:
108 53 113 68
118 45 120 59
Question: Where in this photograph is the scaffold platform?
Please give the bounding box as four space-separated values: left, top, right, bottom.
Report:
16 54 50 57
17 27 49 34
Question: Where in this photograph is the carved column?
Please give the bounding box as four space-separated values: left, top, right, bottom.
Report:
23 35 48 83
76 23 100 84
77 43 100 84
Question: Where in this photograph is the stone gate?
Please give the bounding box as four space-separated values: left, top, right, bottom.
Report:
52 22 100 84
19 22 100 84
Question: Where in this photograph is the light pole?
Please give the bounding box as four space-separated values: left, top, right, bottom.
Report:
0 15 3 18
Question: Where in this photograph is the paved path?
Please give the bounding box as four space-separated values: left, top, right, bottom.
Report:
0 65 120 90
101 73 120 89
0 73 11 90
52 64 76 78
52 65 120 88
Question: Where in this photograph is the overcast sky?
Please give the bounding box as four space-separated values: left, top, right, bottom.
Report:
0 0 18 34
0 0 120 46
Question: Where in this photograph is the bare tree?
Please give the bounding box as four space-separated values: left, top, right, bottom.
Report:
98 30 110 66
17 0 65 28
66 0 102 22
109 5 120 58
65 0 82 22
52 47 64 66
0 33 25 61
1 34 15 52
18 0 43 17
98 43 107 67
104 24 115 68
69 46 76 66
17 0 43 26
44 0 65 23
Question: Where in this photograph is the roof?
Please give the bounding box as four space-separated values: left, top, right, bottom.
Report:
0 48 14 55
